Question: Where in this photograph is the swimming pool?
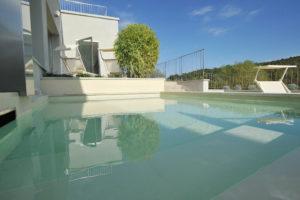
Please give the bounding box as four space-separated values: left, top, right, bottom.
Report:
1 94 300 200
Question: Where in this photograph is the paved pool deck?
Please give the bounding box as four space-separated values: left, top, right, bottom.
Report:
215 146 300 200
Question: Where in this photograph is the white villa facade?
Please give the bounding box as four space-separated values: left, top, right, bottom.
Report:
22 0 120 78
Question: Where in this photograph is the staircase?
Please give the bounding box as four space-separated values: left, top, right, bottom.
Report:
165 81 186 92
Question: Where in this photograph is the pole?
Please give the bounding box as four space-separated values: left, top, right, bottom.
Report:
297 67 299 86
202 50 205 79
91 38 94 73
164 62 167 78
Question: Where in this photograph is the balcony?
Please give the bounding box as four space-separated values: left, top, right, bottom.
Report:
23 0 108 16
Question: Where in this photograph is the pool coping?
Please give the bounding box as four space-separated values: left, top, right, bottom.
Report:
162 91 300 98
161 92 300 105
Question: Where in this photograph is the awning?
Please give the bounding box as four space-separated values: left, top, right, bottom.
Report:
257 65 297 70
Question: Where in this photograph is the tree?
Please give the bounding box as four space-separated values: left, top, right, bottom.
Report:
114 24 160 78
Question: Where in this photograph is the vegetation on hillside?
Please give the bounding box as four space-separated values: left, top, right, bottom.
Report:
114 24 159 78
168 56 300 89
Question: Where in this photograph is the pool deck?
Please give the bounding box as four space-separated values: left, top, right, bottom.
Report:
215 146 300 200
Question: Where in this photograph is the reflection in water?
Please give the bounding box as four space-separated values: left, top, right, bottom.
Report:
257 110 295 125
68 116 119 181
0 97 300 200
117 115 160 161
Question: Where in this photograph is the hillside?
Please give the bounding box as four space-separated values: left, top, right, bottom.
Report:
259 56 300 66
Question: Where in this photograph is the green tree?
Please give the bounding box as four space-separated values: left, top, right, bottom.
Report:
114 24 160 78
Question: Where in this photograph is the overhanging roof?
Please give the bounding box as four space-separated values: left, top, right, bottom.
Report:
257 65 297 70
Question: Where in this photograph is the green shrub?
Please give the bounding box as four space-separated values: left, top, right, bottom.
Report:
288 84 298 90
234 84 242 91
108 72 123 78
223 85 231 91
114 24 159 78
248 84 257 90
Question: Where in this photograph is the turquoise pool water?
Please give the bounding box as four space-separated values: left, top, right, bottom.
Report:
0 95 300 200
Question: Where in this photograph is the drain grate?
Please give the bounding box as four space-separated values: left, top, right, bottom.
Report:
0 108 16 128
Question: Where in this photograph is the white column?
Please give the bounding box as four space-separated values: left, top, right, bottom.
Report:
30 0 50 95
200 79 210 92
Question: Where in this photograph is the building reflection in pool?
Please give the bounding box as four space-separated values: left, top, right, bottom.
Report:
66 114 160 181
0 113 161 198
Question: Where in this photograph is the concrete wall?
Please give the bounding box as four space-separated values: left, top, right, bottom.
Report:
0 93 47 118
61 12 119 49
41 78 165 96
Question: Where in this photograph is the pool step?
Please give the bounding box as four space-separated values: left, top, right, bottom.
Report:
0 108 16 128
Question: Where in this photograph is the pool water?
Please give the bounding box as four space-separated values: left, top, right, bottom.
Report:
0 95 300 200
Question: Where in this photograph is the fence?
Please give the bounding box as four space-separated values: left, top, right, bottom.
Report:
157 50 299 92
60 0 107 16
206 66 300 90
156 49 205 80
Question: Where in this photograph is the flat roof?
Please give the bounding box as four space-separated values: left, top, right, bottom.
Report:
257 65 297 70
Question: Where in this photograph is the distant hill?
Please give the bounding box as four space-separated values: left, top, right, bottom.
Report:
168 56 300 89
258 56 300 66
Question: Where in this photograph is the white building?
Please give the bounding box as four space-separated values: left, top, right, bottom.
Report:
22 0 120 78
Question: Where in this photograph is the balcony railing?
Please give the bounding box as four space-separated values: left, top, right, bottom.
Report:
60 0 107 16
23 0 108 16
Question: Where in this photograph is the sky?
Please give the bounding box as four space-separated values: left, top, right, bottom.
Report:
80 0 300 68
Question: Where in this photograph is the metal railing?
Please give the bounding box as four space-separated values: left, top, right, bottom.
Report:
22 0 107 16
69 165 113 182
60 0 108 16
156 49 205 80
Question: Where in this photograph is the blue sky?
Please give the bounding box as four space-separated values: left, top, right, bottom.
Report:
82 0 299 67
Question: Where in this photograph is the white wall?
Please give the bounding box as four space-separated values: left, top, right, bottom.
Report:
61 11 119 49
41 77 165 96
